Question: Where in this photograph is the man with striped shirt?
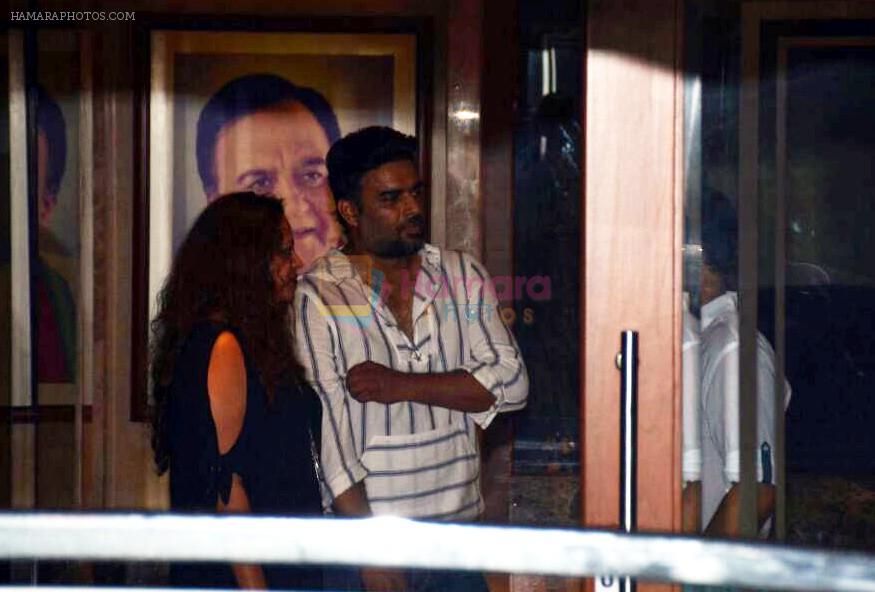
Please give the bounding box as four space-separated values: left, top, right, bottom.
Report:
295 126 528 590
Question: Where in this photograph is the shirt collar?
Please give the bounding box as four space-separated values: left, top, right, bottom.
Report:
303 243 442 286
418 243 443 281
302 248 355 282
700 291 738 331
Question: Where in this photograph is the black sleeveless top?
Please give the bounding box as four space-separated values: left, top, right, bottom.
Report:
166 321 323 589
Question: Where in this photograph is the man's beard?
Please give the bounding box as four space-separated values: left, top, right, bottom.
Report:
371 235 425 258
368 215 426 258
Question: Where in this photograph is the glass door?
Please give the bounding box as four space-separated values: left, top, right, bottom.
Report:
682 0 875 544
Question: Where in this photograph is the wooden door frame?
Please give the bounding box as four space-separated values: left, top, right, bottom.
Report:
581 0 685 574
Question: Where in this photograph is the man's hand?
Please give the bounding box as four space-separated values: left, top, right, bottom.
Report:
704 482 776 537
346 361 407 404
346 362 496 412
682 480 702 534
329 484 406 590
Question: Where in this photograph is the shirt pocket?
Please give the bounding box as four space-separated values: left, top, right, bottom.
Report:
360 423 480 518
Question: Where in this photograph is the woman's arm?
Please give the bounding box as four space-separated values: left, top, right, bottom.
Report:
208 331 265 589
217 474 267 589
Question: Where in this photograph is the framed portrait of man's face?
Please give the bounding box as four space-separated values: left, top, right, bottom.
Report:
5 29 95 508
34 32 84 405
133 28 420 420
8 30 94 410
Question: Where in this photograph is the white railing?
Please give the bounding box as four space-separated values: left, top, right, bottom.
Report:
2 513 875 592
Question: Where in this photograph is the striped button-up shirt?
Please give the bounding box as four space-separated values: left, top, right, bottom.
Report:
295 243 528 521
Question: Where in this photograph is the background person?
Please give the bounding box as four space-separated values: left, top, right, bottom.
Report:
694 189 792 536
681 290 702 533
196 73 343 269
150 192 323 589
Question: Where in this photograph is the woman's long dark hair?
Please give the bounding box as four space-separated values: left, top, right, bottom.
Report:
150 192 296 474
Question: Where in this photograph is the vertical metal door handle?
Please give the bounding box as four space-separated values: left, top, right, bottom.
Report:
596 330 639 592
619 329 638 536
619 330 639 592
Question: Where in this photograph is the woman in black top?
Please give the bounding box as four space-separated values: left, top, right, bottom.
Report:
150 192 323 589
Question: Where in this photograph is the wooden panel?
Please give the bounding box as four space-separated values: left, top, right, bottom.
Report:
11 424 35 508
445 0 483 255
481 0 516 278
93 27 159 510
88 29 112 511
480 11 514 592
582 0 682 552
37 418 77 508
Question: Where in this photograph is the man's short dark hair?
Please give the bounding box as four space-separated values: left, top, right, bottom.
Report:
196 73 341 196
36 85 67 200
326 126 418 210
701 187 738 290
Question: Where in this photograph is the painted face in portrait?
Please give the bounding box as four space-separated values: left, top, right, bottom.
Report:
212 101 342 270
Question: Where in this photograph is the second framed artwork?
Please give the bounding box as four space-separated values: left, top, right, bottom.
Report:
133 27 423 420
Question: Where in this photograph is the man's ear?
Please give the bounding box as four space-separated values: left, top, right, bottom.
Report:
337 199 359 229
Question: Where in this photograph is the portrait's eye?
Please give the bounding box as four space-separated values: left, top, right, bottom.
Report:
244 174 275 194
296 166 327 189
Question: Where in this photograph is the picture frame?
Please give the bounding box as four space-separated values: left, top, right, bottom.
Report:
4 28 95 507
7 28 95 411
131 23 427 421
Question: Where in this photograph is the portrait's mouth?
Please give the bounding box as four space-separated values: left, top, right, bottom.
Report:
294 217 330 243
